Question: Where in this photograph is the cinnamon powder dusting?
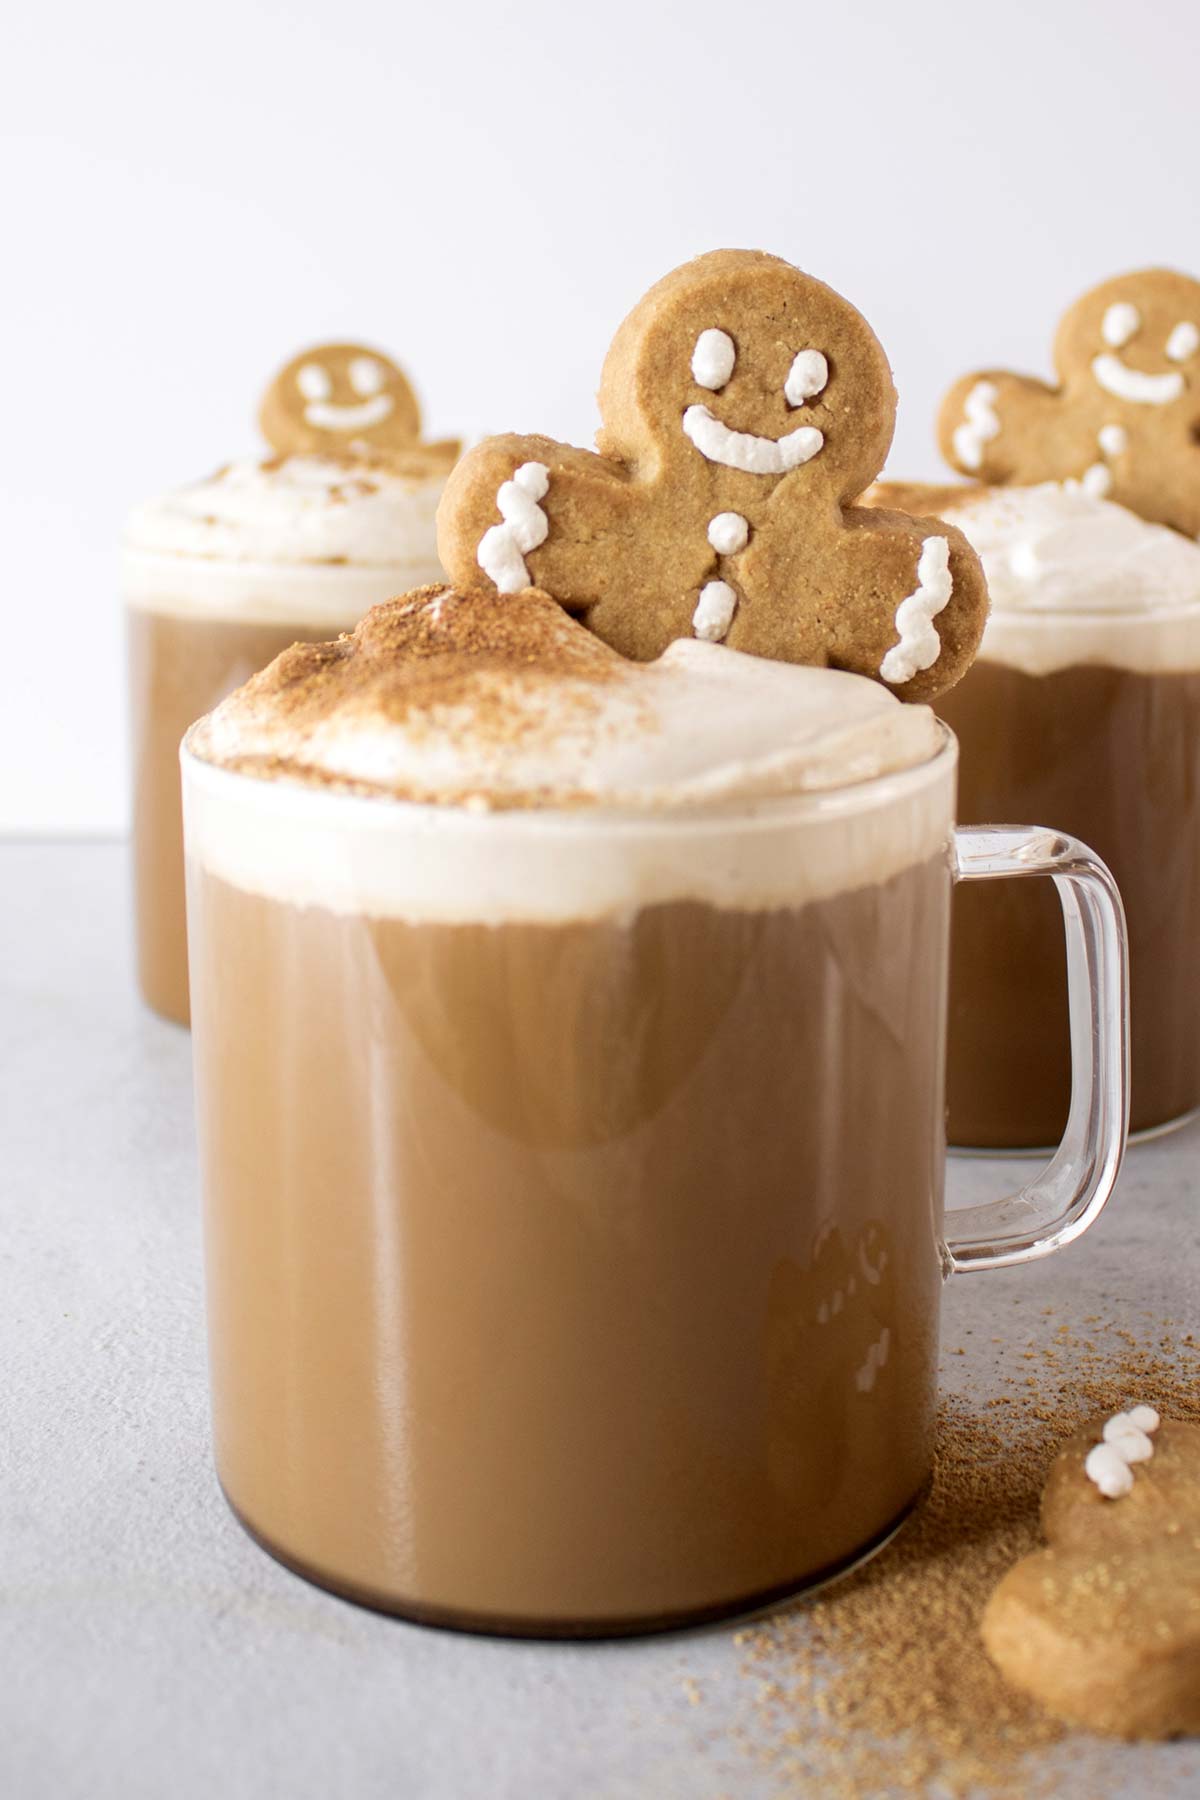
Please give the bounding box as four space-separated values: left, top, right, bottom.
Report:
728 1320 1200 1796
191 586 631 799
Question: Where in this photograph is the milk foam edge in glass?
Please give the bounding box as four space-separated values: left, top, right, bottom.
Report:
123 344 459 1026
181 590 1129 1636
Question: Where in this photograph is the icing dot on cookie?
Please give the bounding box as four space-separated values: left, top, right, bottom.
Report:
691 329 736 391
1081 463 1113 499
785 349 829 407
1102 301 1141 348
1167 321 1200 363
707 512 749 555
692 579 737 642
349 355 386 396
296 362 333 402
1097 423 1128 456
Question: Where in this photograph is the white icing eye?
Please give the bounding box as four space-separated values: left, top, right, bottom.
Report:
785 349 828 407
1167 321 1199 363
350 355 386 396
296 362 332 402
692 329 735 391
1102 302 1140 349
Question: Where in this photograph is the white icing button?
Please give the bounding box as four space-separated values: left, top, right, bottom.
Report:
1167 321 1200 363
1081 462 1113 498
707 512 749 555
692 580 737 642
785 349 828 407
1085 1441 1135 1499
1102 301 1141 349
1098 423 1128 457
691 329 736 392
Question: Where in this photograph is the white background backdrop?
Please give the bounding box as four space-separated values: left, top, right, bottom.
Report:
3 0 1197 831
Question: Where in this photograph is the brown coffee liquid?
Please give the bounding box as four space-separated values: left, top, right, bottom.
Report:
188 856 949 1634
938 660 1200 1147
128 608 331 1025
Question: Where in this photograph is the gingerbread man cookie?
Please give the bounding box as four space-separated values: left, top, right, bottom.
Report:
260 341 460 473
983 1408 1200 1738
437 250 988 702
939 269 1200 537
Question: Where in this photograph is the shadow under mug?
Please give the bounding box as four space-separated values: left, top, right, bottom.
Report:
181 728 1129 1637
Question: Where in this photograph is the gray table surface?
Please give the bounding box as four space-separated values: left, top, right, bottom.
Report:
2 839 1198 1800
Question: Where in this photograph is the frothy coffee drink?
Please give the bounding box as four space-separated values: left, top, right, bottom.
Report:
124 451 449 1023
184 588 955 1634
920 483 1200 1146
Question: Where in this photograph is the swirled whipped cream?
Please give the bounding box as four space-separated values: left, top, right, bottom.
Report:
183 588 951 922
124 454 445 568
942 484 1200 616
187 586 943 809
872 481 1200 674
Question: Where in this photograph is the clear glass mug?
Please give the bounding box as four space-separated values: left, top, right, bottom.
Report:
182 728 1128 1638
936 603 1200 1149
124 553 414 1027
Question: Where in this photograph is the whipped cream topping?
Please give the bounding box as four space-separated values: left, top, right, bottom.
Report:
940 483 1200 674
945 484 1200 614
182 588 953 923
124 454 446 569
188 587 943 810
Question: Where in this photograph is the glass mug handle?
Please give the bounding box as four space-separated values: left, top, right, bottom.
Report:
942 826 1130 1276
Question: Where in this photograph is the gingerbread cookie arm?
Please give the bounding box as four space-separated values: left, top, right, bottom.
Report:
938 370 1069 486
438 434 627 603
831 508 989 702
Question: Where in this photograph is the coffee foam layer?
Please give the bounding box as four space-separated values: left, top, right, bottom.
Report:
123 454 446 615
187 586 945 810
182 586 953 921
937 483 1200 675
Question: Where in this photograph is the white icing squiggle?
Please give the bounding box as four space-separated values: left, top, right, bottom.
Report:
682 404 823 475
1102 302 1141 349
952 380 1001 471
692 579 737 642
1091 354 1184 406
692 329 736 391
477 462 550 593
879 537 952 685
1084 1405 1160 1499
1168 321 1200 362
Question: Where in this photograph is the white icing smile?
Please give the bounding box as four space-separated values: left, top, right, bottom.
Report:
683 329 828 474
303 394 396 432
1091 304 1196 406
1091 354 1184 406
296 355 396 433
683 405 823 474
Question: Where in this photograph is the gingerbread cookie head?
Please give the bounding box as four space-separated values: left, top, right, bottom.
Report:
259 341 459 472
438 249 988 702
983 1407 1200 1738
939 268 1200 536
